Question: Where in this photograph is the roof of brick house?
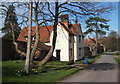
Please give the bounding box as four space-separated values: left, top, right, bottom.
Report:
17 22 81 43
84 36 96 47
17 25 53 42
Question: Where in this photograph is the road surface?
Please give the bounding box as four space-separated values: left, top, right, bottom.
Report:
58 53 118 82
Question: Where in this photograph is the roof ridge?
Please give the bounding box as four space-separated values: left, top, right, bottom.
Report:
22 22 80 29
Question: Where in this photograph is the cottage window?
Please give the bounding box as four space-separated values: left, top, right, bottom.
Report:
70 48 72 57
69 38 71 43
79 35 81 43
32 36 35 41
25 37 28 40
69 34 72 43
79 48 81 56
25 36 35 41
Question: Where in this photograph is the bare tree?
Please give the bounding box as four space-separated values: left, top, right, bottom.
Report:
28 2 53 68
24 1 32 73
0 2 114 70
37 2 114 68
0 3 27 57
84 17 109 54
37 2 58 68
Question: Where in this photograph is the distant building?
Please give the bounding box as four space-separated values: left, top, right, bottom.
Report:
84 36 104 57
17 14 84 61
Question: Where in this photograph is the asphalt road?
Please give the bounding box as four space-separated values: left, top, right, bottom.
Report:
58 53 118 82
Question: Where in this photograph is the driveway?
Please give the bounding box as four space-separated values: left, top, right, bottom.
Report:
58 53 118 82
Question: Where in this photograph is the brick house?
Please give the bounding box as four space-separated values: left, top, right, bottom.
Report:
17 15 84 61
84 36 104 57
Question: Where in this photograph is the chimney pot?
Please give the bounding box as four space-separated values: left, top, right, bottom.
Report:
75 20 78 23
60 14 68 22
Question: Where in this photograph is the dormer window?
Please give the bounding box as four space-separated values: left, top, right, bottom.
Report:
69 34 72 43
32 36 35 41
25 36 35 41
79 35 81 43
25 36 28 40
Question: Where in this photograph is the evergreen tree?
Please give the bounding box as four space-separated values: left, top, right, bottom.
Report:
84 16 109 53
1 5 21 40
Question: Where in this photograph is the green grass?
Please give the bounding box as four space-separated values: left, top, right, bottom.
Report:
2 60 80 82
75 58 95 64
114 57 120 68
112 53 120 68
88 58 95 64
2 54 101 83
76 54 100 64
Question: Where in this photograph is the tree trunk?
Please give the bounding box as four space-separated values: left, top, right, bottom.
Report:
96 32 98 53
30 24 39 64
10 22 26 57
37 2 58 68
96 25 98 54
24 1 32 73
30 2 39 68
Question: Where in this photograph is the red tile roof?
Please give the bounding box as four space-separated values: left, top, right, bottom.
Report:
84 36 96 47
17 22 80 42
17 25 53 42
69 23 80 35
60 22 80 35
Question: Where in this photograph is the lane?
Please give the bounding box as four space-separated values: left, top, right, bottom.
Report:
58 54 118 82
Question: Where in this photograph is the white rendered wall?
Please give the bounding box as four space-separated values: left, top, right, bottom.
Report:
49 23 69 61
74 36 78 61
75 27 84 61
45 23 84 61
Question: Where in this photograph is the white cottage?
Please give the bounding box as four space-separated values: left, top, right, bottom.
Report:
17 15 84 62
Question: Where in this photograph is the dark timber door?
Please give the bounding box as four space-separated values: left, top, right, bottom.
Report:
56 50 60 60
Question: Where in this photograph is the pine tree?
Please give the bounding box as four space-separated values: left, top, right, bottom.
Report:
1 5 21 40
84 16 109 53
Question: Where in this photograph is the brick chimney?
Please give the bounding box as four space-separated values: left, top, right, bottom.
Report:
88 36 91 41
60 14 69 27
75 20 78 23
88 36 90 39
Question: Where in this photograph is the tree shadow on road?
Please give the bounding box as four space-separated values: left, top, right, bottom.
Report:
85 63 117 71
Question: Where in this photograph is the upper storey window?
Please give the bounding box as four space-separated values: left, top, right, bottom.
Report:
79 35 81 43
25 36 35 41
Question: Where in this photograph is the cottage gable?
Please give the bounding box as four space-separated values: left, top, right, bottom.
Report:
17 23 80 43
84 36 96 47
84 36 104 56
17 14 84 61
17 25 53 42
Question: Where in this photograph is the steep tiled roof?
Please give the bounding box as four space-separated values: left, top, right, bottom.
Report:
84 36 96 47
69 23 80 35
59 22 80 35
17 22 80 42
17 25 53 42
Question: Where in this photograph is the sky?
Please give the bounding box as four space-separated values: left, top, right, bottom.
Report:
118 2 120 34
0 1 119 38
106 2 118 33
80 2 119 37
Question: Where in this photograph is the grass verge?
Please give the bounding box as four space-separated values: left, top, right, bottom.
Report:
114 57 120 68
76 54 101 64
2 54 101 83
2 60 80 83
114 55 120 82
